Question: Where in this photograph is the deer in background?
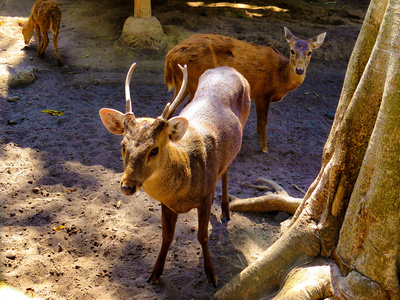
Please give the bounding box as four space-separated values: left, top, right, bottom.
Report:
99 63 250 287
18 0 62 66
165 27 326 152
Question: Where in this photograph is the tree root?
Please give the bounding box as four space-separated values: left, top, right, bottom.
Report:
332 270 390 300
240 178 289 194
215 216 390 299
214 219 321 299
268 257 336 300
230 178 302 215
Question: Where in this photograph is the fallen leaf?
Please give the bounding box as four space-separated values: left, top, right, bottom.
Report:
304 91 320 97
66 188 77 193
53 225 65 232
41 109 63 116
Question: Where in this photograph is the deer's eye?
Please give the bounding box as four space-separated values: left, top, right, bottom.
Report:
290 50 295 55
149 147 159 157
307 51 312 56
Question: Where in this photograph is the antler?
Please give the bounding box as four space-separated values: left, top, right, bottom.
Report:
161 64 188 120
125 62 136 114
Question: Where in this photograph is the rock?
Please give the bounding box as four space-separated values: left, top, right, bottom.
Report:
7 96 20 102
0 65 37 88
5 250 16 260
118 16 166 50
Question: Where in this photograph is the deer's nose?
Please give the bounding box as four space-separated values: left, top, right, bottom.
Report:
295 68 305 75
121 182 140 195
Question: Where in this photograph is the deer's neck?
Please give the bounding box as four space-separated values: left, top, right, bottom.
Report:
142 144 194 213
263 56 304 102
26 15 36 29
279 57 305 90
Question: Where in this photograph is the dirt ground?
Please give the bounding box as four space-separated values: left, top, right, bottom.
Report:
0 0 369 299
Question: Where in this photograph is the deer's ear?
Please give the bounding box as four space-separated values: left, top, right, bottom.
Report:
99 108 125 135
309 32 326 49
167 116 188 142
17 19 25 27
284 26 298 47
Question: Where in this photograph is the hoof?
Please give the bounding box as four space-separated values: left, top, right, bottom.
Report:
146 275 159 285
207 278 218 288
221 216 230 224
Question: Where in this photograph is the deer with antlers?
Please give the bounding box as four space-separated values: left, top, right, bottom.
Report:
99 63 250 287
165 27 326 152
18 0 62 66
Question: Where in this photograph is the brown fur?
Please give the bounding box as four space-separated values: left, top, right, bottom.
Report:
164 28 326 152
18 0 62 65
100 66 251 287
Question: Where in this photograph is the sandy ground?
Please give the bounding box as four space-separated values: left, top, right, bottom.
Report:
0 0 368 299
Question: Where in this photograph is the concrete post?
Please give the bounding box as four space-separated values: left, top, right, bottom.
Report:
134 0 151 18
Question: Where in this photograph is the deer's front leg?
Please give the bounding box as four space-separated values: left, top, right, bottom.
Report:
198 195 217 287
254 98 271 153
146 203 178 285
35 24 42 57
40 31 49 57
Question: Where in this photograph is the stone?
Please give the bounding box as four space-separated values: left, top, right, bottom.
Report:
5 250 16 260
118 16 166 50
0 65 37 88
7 96 20 102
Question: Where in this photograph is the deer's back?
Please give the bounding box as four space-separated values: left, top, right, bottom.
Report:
31 0 61 26
179 66 250 177
165 34 288 101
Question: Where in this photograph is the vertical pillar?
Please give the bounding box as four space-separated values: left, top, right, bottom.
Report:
134 0 152 18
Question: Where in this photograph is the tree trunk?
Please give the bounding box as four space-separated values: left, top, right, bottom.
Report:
215 0 400 299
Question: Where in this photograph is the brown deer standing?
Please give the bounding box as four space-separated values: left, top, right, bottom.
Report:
164 27 326 152
99 63 250 287
17 0 62 66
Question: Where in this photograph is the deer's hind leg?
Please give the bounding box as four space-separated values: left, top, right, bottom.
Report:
198 194 217 287
220 170 230 223
52 28 62 65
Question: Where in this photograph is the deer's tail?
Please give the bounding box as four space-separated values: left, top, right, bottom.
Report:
165 56 180 92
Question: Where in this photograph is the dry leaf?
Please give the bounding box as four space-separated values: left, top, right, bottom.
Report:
41 109 64 116
53 225 65 232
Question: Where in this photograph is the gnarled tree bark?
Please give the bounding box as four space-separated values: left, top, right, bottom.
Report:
215 0 400 299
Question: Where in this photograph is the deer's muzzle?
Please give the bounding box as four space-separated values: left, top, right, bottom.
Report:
121 181 141 195
295 68 305 75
